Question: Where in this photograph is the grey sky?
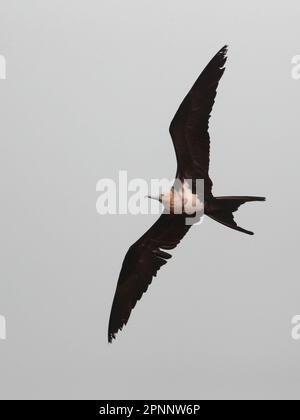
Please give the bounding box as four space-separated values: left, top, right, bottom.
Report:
0 0 299 399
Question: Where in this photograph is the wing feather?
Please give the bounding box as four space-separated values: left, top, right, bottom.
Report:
169 45 228 197
108 213 191 342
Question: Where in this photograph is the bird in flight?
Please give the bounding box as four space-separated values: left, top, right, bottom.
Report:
108 45 265 343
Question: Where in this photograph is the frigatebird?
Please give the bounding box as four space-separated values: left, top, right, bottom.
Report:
108 46 265 342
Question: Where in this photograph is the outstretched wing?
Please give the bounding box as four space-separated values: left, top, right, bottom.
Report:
169 45 228 198
108 213 191 342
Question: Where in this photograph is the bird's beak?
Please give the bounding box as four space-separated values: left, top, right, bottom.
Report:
145 195 159 201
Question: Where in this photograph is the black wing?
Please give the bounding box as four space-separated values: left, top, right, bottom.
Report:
169 45 228 198
108 214 191 342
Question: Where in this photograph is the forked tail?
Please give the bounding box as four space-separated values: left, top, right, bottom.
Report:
207 196 265 235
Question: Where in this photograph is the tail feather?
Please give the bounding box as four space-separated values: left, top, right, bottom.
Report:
207 196 265 235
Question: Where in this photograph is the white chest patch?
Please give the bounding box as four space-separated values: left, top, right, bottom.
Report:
161 182 204 215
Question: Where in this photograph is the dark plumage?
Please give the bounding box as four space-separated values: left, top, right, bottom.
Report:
108 46 265 342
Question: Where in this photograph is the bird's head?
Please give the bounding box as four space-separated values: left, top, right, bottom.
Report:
147 192 173 209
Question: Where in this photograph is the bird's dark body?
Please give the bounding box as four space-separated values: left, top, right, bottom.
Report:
107 46 265 342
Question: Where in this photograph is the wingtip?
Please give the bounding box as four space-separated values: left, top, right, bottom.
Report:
220 45 228 55
238 226 254 235
217 45 228 67
242 230 254 235
249 196 266 202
